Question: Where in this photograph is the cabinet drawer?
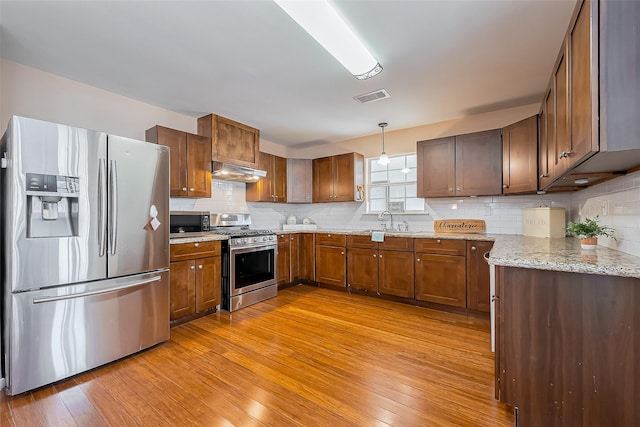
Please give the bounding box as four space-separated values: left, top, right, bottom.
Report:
379 237 414 252
315 233 346 247
170 240 221 261
347 235 378 249
414 238 465 255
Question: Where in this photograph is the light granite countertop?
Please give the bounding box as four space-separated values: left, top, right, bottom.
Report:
487 235 640 278
169 229 640 278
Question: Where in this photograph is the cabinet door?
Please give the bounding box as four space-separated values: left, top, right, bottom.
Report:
277 235 291 286
195 256 221 312
333 153 356 202
455 130 503 196
502 116 538 194
273 155 287 203
315 245 346 287
150 126 187 197
554 43 570 177
246 152 273 202
466 241 493 313
289 234 299 282
415 253 466 307
287 158 313 203
347 248 378 293
170 260 196 320
299 233 315 281
186 133 212 198
202 114 259 168
416 137 455 197
312 156 334 202
379 250 414 298
539 87 556 189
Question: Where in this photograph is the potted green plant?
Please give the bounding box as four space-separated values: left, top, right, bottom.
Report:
566 216 615 250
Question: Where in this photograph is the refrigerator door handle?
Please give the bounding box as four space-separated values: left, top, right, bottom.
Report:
32 275 162 304
108 159 118 255
98 159 107 257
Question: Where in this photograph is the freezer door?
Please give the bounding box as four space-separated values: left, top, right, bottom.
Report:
107 135 169 277
5 270 170 395
2 116 107 293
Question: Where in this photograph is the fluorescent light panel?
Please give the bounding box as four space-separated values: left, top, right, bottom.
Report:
274 0 382 79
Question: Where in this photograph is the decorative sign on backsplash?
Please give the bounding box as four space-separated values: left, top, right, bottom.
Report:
434 219 486 234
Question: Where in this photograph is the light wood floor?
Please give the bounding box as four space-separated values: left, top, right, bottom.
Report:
1 285 514 426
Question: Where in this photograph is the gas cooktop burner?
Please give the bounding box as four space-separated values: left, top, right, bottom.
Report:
210 228 273 237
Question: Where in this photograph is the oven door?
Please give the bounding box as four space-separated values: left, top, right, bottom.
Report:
229 244 277 296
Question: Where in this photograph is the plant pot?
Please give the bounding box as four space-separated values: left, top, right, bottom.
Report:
580 237 598 250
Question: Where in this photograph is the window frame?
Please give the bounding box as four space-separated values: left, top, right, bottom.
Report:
366 153 424 214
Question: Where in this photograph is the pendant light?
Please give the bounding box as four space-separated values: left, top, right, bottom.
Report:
377 122 390 165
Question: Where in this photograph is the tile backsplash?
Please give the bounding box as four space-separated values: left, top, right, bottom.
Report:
170 171 640 257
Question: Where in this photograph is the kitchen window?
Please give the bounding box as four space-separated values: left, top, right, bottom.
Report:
367 154 424 213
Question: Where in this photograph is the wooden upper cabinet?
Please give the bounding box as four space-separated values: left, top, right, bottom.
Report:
197 114 260 168
146 125 211 198
455 130 502 196
246 152 287 203
567 0 598 170
416 137 455 197
417 130 502 198
554 42 570 180
502 116 538 194
539 86 556 189
287 158 313 203
312 153 364 203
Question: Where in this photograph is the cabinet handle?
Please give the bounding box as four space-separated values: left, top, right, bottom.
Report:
449 188 454 192
198 265 203 269
373 254 377 258
327 234 331 237
341 251 345 255
290 237 294 241
539 173 549 178
502 184 508 189
194 242 199 247
190 265 195 270
379 254 383 258
189 188 194 192
182 187 187 191
471 246 477 251
416 258 421 262
436 239 441 244
457 187 461 191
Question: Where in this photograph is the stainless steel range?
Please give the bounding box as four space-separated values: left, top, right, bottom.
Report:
211 213 278 312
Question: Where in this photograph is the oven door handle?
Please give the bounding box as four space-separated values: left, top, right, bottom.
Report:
229 244 278 255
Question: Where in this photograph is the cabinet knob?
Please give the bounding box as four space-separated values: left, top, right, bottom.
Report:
471 246 477 251
341 251 345 255
436 239 441 244
189 188 194 192
327 234 331 237
373 254 377 258
502 184 508 189
194 242 199 247
539 173 549 178
290 237 294 241
457 187 462 191
182 187 187 191
416 258 421 262
190 265 195 270
198 264 203 269
379 254 383 258
449 188 454 192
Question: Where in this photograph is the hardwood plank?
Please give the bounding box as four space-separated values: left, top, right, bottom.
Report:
2 285 513 426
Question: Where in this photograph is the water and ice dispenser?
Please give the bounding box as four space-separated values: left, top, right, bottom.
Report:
26 173 80 238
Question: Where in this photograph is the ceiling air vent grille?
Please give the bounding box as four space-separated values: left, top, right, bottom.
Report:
354 89 390 104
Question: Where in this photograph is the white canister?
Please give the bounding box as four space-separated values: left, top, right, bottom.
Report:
286 215 297 225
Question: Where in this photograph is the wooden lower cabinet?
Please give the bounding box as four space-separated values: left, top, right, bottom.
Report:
466 241 493 313
347 248 378 293
415 253 466 307
277 233 291 286
315 244 346 288
169 241 221 323
298 233 315 281
378 249 414 298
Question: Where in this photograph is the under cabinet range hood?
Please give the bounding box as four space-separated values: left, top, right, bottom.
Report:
211 161 267 182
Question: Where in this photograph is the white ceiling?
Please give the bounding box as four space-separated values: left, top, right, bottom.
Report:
0 0 577 148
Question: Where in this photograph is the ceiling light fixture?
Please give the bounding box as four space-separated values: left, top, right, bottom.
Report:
273 0 382 80
377 122 390 166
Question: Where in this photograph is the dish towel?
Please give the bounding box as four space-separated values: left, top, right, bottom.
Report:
371 231 385 242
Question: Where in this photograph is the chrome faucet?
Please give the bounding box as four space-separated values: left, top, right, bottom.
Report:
378 210 393 231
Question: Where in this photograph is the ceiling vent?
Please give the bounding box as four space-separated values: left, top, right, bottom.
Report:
354 89 390 104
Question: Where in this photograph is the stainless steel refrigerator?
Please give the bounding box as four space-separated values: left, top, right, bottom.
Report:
1 116 170 395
